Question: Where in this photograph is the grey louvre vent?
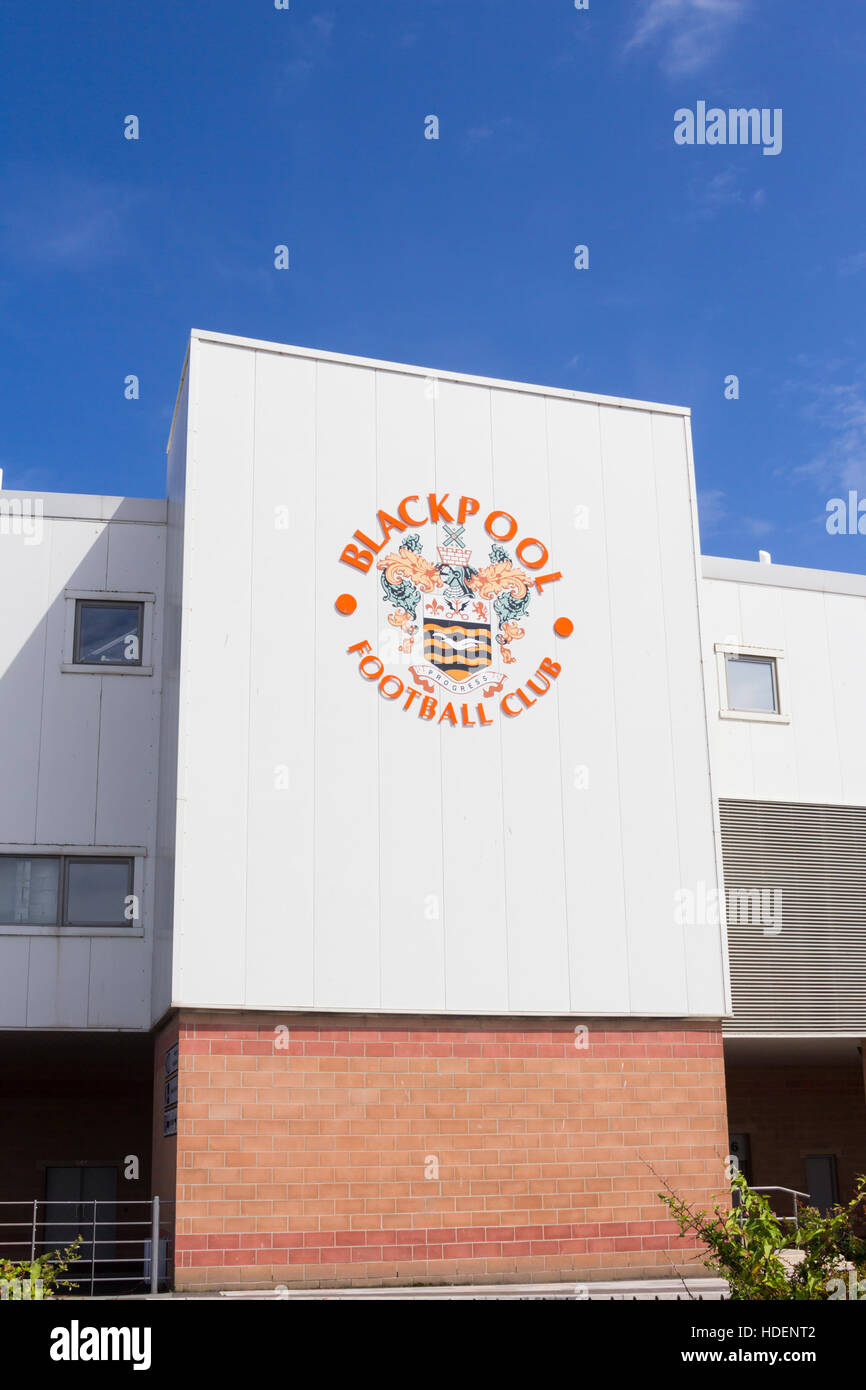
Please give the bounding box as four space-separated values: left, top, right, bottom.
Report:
719 798 866 1034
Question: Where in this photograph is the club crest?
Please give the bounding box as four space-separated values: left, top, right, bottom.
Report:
337 492 569 728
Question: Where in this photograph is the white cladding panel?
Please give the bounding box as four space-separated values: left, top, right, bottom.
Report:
171 337 728 1017
0 496 165 1029
702 571 866 806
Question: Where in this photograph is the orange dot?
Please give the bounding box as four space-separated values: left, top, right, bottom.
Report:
554 616 573 638
336 593 357 615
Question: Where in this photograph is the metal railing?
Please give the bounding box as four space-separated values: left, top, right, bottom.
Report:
0 1197 173 1295
751 1186 810 1224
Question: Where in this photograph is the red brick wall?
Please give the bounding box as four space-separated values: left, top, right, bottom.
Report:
726 1063 866 1204
167 1013 728 1289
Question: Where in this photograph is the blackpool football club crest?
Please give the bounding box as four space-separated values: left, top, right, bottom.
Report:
336 492 572 728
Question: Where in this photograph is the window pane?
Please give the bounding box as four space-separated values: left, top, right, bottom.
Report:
75 603 142 665
65 860 130 925
726 655 777 712
0 857 60 924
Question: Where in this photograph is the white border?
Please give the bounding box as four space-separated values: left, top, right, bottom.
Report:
714 642 790 724
61 589 155 676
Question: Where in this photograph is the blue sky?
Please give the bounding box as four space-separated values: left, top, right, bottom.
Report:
1 0 864 569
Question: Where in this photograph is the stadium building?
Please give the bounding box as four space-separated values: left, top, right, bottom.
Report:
1 330 863 1290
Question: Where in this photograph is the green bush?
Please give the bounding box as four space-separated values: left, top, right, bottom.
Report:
660 1174 866 1300
0 1237 83 1300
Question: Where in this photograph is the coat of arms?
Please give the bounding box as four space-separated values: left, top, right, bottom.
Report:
377 523 532 697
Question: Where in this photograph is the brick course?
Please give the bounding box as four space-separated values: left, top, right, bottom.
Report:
158 1013 729 1289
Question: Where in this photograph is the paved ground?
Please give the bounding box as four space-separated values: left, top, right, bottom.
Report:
88 1276 728 1301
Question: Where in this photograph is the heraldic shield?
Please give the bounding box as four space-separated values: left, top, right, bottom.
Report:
422 594 493 683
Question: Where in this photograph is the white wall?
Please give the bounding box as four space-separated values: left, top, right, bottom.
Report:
702 558 866 805
0 493 165 1029
167 332 729 1018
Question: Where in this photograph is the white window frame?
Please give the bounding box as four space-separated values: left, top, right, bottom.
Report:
714 642 790 724
61 590 155 676
0 845 146 937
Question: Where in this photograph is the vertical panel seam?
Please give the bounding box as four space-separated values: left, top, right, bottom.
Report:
543 396 572 1009
597 406 632 1014
32 521 52 844
375 369 383 1010
242 352 259 1008
312 360 319 1007
434 377 447 1009
650 414 689 1011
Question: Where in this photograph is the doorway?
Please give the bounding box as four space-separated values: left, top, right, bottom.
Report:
804 1155 838 1213
43 1165 117 1263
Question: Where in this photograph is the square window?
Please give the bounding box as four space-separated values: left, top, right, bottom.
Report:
74 601 143 666
64 858 132 926
725 654 778 713
0 857 60 924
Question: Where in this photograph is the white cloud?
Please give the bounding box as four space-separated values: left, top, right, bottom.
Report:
625 0 748 76
689 167 766 219
698 488 772 542
697 488 728 532
0 171 142 270
794 372 866 493
463 117 531 157
743 516 773 538
839 251 866 277
281 12 336 82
